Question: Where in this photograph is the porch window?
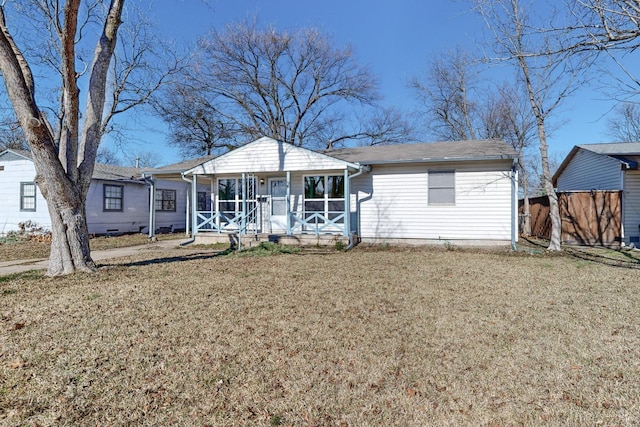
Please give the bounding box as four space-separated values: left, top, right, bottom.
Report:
103 184 123 211
428 170 455 205
20 182 36 211
155 189 176 212
303 175 345 222
197 191 211 211
217 177 256 219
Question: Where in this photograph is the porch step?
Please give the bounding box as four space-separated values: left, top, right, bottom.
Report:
192 232 350 248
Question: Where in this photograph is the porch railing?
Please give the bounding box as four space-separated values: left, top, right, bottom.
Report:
290 211 345 236
195 204 260 235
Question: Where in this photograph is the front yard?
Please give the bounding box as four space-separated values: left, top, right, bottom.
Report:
1 243 639 425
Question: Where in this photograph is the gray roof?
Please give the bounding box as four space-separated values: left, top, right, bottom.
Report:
0 148 145 182
148 154 217 174
578 142 640 155
325 140 517 165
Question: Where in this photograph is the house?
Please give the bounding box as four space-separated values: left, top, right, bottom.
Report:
0 149 203 235
553 142 640 246
181 137 519 246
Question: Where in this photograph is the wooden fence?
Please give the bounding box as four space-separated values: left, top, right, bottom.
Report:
520 191 622 248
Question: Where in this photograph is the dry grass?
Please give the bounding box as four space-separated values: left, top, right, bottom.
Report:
0 233 184 262
1 244 640 426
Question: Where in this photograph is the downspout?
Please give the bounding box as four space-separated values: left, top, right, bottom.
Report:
345 164 371 250
511 161 518 251
180 172 196 246
142 173 156 240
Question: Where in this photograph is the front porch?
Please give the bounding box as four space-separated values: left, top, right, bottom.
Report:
183 137 364 244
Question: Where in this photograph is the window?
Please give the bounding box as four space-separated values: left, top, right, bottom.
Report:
217 177 256 218
155 189 177 212
428 170 455 205
197 191 211 211
303 175 345 223
20 182 36 211
103 184 123 211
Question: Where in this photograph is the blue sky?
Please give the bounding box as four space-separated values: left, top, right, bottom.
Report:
121 0 619 166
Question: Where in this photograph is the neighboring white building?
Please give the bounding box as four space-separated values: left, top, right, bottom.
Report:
182 137 519 246
0 149 205 235
554 142 640 245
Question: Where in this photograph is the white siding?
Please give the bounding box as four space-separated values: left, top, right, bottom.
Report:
623 170 640 243
556 149 622 191
191 137 353 175
351 162 515 242
0 155 51 233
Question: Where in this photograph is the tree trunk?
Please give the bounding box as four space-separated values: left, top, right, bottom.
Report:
538 125 561 250
35 165 95 275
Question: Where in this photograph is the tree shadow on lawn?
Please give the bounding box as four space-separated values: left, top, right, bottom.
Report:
100 248 236 269
520 236 640 270
101 245 337 269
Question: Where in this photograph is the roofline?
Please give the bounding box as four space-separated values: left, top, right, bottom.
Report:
552 144 638 186
354 153 518 166
0 148 31 160
183 137 361 175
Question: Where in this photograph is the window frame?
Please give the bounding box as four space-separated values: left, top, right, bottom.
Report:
217 177 256 216
428 170 456 206
103 184 124 212
303 174 345 223
20 182 37 211
155 188 177 212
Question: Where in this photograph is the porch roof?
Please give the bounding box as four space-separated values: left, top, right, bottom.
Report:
184 137 360 176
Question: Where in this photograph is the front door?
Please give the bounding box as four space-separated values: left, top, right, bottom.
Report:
269 178 288 232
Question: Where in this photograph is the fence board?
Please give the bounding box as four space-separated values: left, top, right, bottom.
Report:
519 191 622 247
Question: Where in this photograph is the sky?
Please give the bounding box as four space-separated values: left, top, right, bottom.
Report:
110 0 623 166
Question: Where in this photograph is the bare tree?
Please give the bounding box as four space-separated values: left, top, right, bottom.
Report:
153 82 239 157
0 114 28 150
474 0 589 250
158 19 411 152
0 1 179 275
607 102 640 142
412 49 483 141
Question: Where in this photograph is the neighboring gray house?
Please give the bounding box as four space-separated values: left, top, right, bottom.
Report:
182 137 520 246
554 142 640 244
0 149 198 235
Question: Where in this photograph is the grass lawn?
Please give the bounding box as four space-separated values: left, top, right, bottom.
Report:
1 243 640 425
0 233 184 262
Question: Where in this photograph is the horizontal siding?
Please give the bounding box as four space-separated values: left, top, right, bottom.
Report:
197 138 350 174
623 171 640 243
352 163 514 241
0 158 51 232
86 179 196 234
557 149 622 191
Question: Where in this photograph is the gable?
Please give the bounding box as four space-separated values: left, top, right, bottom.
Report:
186 137 359 175
555 147 623 191
0 149 31 162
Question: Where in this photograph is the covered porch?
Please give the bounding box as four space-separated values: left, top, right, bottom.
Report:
183 137 363 245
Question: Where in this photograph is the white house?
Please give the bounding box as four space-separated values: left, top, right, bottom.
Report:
0 149 202 235
553 142 640 245
182 137 519 246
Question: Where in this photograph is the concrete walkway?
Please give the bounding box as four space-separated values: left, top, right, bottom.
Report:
0 239 188 276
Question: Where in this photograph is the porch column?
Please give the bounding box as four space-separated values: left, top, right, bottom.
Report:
192 174 198 235
343 168 350 237
241 172 247 235
148 177 156 239
286 170 292 235
185 184 190 236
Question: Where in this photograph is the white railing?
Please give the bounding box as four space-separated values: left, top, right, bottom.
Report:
290 211 345 236
196 204 260 235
